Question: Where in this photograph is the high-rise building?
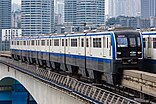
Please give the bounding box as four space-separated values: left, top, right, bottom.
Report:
106 0 141 18
141 0 156 18
0 0 11 50
76 0 105 27
64 0 77 26
21 0 54 36
55 1 64 25
64 0 105 28
12 10 21 28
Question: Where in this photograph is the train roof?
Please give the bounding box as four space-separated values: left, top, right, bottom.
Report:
12 30 140 41
142 31 156 35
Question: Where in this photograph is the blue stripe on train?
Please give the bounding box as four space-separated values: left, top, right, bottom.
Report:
11 49 112 63
144 59 156 64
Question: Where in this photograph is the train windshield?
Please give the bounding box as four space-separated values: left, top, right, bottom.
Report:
117 36 128 47
129 38 136 47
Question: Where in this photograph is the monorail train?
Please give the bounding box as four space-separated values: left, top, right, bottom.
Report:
10 30 143 85
142 31 156 73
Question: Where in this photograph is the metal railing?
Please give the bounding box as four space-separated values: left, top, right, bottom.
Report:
0 57 140 104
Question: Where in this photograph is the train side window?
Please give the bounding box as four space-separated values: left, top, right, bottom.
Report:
107 37 108 48
81 38 84 47
143 38 146 48
47 40 49 46
38 40 40 46
86 38 89 47
71 39 77 47
99 38 101 48
148 37 152 48
31 40 34 46
65 39 68 46
54 39 59 46
36 40 37 46
62 39 64 46
12 41 13 45
93 38 101 48
78 38 80 47
90 37 92 47
17 41 19 45
153 38 156 48
23 41 26 45
50 40 52 46
41 40 45 46
103 37 105 48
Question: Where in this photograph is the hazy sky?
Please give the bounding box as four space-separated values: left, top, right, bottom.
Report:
12 0 21 4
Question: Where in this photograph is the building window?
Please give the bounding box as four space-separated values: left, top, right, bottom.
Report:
5 30 7 34
71 39 77 47
54 39 59 46
93 38 101 48
9 30 10 34
153 38 156 48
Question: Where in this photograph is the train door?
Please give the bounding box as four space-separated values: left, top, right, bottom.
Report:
147 35 152 58
86 36 90 56
127 34 138 58
103 36 106 57
105 36 110 58
78 36 85 56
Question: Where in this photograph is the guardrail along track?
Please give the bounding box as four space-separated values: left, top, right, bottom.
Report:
0 57 140 104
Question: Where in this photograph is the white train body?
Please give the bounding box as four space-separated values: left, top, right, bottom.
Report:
11 31 143 84
142 31 156 73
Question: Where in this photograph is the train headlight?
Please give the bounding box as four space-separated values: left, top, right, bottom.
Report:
138 52 142 54
117 52 121 55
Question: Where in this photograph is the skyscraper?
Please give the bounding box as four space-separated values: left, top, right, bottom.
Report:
0 0 11 50
64 0 105 27
21 0 54 36
141 0 156 18
76 0 105 27
55 1 64 25
64 0 77 26
106 0 140 18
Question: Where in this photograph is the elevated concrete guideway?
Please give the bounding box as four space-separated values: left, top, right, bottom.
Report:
0 63 85 104
0 54 140 104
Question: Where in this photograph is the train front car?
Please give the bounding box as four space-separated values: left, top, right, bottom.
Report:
113 31 143 83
